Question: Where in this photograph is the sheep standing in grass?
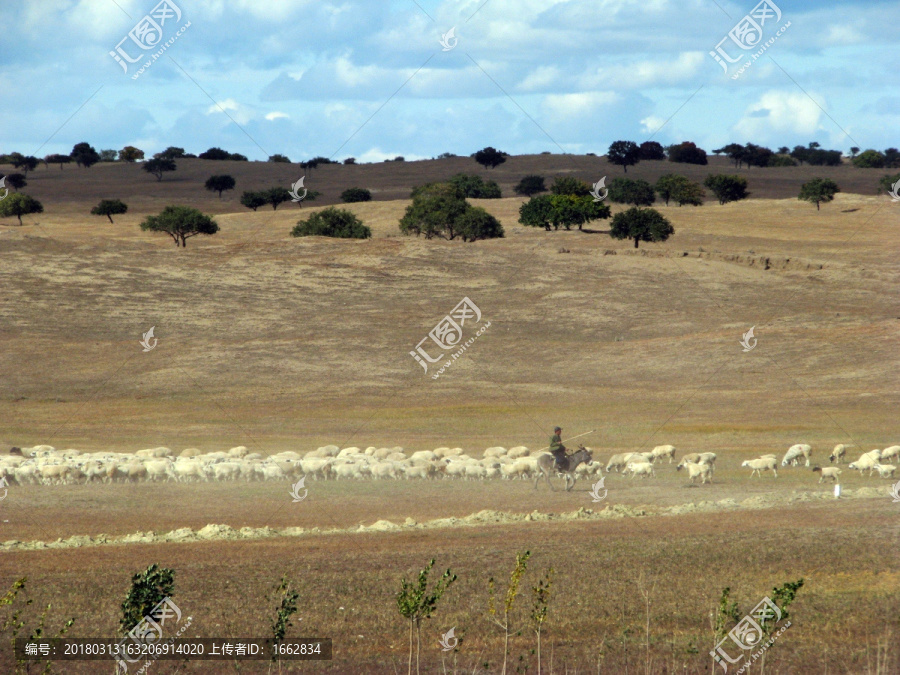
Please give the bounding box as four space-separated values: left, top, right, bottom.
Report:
677 460 711 484
880 446 900 462
742 457 778 478
812 466 841 483
606 454 629 473
829 444 849 464
872 464 896 479
650 445 676 463
782 444 812 467
848 451 880 476
623 461 655 479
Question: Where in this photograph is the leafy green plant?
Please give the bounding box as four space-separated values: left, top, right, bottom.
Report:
489 550 531 675
529 566 553 675
120 564 175 635
396 559 457 675
267 575 300 671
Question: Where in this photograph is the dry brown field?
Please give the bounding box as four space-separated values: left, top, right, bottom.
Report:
1 156 898 673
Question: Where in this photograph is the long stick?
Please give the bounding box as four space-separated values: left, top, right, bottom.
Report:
536 429 595 452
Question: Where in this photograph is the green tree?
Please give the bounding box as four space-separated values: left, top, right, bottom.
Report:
343 157 357 165
268 154 291 163
667 141 708 165
456 205 505 241
91 199 128 223
142 157 177 181
341 187 372 203
12 155 39 175
474 146 506 169
140 205 218 247
514 175 546 197
672 180 705 206
4 173 27 192
99 149 118 162
609 207 674 248
448 174 501 198
518 194 556 231
397 559 457 675
550 194 609 230
400 183 469 239
638 141 666 160
44 153 72 170
119 146 145 162
849 146 860 158
198 147 231 160
877 172 900 196
655 174 687 206
767 154 797 167
154 146 186 160
119 564 175 635
291 207 371 239
267 576 299 661
0 193 43 225
884 148 900 168
489 551 531 675
607 177 656 206
704 174 749 204
265 186 293 210
550 176 591 197
607 140 640 173
204 174 236 198
852 149 885 168
71 142 100 168
798 178 840 210
240 191 267 211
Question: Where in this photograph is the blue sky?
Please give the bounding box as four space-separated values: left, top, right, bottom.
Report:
1 0 898 162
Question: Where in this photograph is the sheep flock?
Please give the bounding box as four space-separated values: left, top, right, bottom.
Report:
1 442 897 489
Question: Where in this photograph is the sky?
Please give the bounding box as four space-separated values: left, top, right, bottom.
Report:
1 0 898 163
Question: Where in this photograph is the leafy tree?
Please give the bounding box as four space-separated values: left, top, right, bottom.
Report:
91 199 128 223
519 194 608 231
778 146 790 155
550 176 591 197
142 158 177 181
743 143 774 168
655 174 687 206
343 157 357 165
638 141 666 160
798 178 840 210
240 191 267 211
518 195 556 231
154 146 186 160
436 152 457 159
607 140 640 173
394 156 405 162
341 187 372 203
488 551 530 675
5 152 25 168
267 576 299 660
767 154 797 167
514 175 546 197
667 141 708 165
672 180 705 206
529 567 554 675
607 177 656 206
397 559 457 675
474 146 506 169
790 145 809 165
610 207 674 248
849 147 860 158
704 174 749 204
456 206 505 241
264 187 293 210
45 153 72 170
71 143 101 168
399 183 469 240
12 155 39 175
852 149 885 168
291 207 371 239
140 205 219 247
0 193 43 225
448 173 501 198
713 143 746 168
99 149 118 162
119 146 145 162
119 564 175 635
884 148 900 168
5 173 27 191
877 172 900 196
198 147 231 160
268 154 291 163
204 174 236 198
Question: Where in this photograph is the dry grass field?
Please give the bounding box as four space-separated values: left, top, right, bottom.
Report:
1 156 898 673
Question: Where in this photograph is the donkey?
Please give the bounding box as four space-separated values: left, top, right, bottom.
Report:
533 445 593 492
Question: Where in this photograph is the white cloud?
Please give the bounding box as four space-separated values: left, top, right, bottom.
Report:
733 91 825 141
265 111 289 121
640 116 667 135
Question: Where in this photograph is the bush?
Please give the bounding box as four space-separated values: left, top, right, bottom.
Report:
474 147 506 169
120 564 175 635
268 154 291 163
456 206 505 241
448 174 501 198
877 173 900 196
400 182 504 241
198 147 247 161
852 149 886 169
607 177 655 206
0 193 43 225
638 141 666 160
514 175 546 197
667 141 708 165
343 157 357 165
704 174 749 204
518 194 609 231
550 176 591 197
291 207 371 239
341 187 372 203
768 154 797 167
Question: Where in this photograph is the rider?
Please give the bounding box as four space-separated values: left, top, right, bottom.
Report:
549 426 568 471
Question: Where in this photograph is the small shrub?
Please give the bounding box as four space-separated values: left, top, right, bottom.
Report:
291 207 371 239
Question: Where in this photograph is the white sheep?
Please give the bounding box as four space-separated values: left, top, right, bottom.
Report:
507 446 529 459
173 460 206 482
879 445 900 462
812 466 841 483
848 453 879 476
698 453 717 471
781 444 812 467
624 461 655 479
742 457 778 478
228 446 250 458
650 445 677 463
872 463 896 479
606 454 629 472
679 453 701 465
829 444 849 464
483 447 506 458
677 461 711 484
